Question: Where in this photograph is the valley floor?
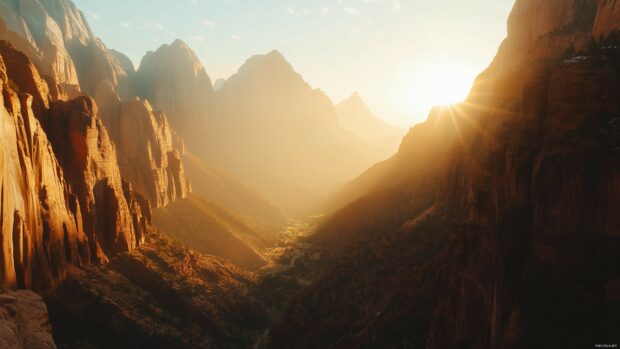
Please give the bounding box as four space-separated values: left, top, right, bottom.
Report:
44 220 321 349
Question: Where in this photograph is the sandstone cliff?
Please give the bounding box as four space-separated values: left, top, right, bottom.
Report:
272 0 620 347
0 40 150 290
0 41 89 290
45 96 150 261
136 39 215 143
0 0 134 99
94 82 190 208
0 0 189 211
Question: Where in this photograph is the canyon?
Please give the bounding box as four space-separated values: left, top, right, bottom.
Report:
0 0 618 348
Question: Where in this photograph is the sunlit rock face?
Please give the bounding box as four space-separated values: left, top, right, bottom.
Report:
0 0 133 99
136 39 214 143
45 96 149 261
0 0 190 211
93 80 190 208
0 40 151 291
115 97 190 207
594 0 620 37
273 0 620 347
0 41 90 290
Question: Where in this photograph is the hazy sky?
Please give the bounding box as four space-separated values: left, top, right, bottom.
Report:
74 0 515 126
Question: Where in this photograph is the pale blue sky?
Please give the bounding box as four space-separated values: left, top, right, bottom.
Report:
74 0 515 126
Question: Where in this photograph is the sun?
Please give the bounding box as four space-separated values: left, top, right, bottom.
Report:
408 63 477 109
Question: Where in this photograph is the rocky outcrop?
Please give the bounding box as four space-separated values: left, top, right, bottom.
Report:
0 289 56 348
425 7 620 346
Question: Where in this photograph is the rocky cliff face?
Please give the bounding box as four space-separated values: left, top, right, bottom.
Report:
0 289 56 348
0 41 90 290
0 40 150 290
0 0 133 98
273 0 620 347
594 0 620 36
45 96 150 261
117 99 190 207
136 39 214 143
0 0 190 211
427 1 620 347
94 82 190 208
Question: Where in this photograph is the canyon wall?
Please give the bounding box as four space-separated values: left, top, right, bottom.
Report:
273 0 620 347
0 0 190 211
0 40 152 290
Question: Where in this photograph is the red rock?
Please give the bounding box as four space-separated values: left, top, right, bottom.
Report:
45 96 149 260
116 98 190 207
136 39 214 139
593 0 620 37
93 79 190 208
0 44 90 290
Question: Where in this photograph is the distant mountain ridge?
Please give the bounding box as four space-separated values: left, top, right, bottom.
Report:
132 42 391 216
336 92 406 153
207 49 388 215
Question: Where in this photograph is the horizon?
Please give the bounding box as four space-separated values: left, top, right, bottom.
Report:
73 0 514 127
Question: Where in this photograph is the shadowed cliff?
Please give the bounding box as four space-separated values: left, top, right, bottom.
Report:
271 0 620 347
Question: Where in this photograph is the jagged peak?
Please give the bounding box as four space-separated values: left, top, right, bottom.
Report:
345 91 365 104
234 49 298 81
267 49 285 60
170 38 189 49
144 39 204 67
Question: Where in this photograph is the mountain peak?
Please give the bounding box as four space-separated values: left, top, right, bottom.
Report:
267 49 284 58
171 38 189 49
230 49 298 85
347 91 364 104
263 49 291 67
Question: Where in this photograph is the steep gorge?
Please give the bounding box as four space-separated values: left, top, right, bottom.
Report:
272 0 620 347
0 0 189 291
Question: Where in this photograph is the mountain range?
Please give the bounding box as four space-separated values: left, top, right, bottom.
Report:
0 0 618 348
